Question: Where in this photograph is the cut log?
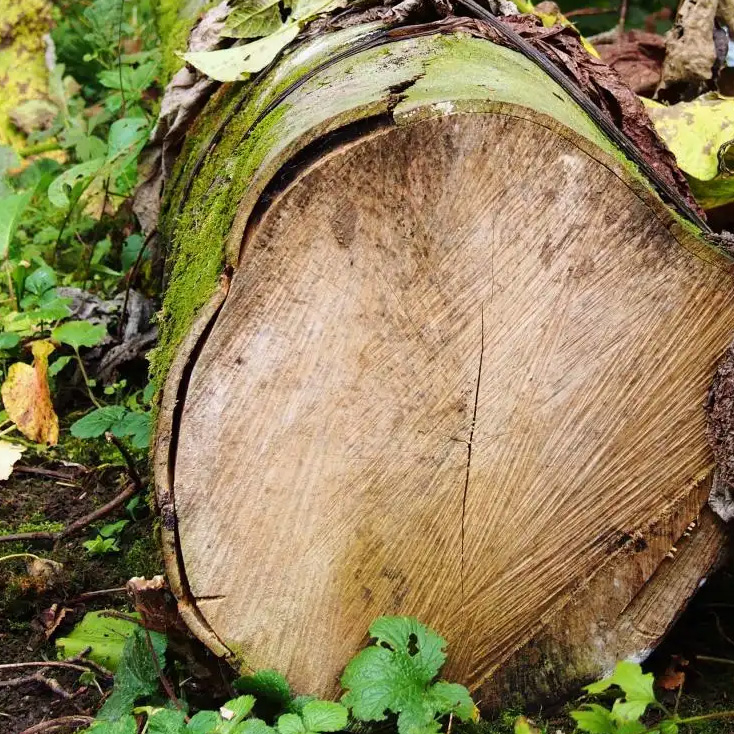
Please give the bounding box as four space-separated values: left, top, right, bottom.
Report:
154 24 734 707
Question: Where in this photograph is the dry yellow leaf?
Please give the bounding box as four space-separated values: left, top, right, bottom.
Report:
1 340 59 445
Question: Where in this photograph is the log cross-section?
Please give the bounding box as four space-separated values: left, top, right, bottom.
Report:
155 27 734 707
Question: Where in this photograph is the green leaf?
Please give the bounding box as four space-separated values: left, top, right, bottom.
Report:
289 0 346 21
238 719 278 734
645 94 734 209
121 233 145 271
585 661 657 722
110 410 151 448
224 0 284 38
107 117 150 160
86 715 138 734
187 711 222 734
84 536 120 555
659 721 678 734
0 332 20 350
278 714 306 734
301 701 348 733
56 611 140 672
71 406 127 439
341 616 473 734
219 696 257 733
98 627 167 721
0 190 33 260
236 672 293 711
513 717 540 734
147 708 188 734
426 682 476 722
47 158 105 209
182 23 299 82
52 320 107 349
24 265 56 295
49 355 73 377
99 519 129 538
570 704 617 734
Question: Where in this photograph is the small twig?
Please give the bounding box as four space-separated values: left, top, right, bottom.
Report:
143 627 187 718
19 716 94 734
105 433 143 490
0 530 57 544
67 586 127 604
0 652 112 680
0 484 137 546
696 654 734 665
54 483 137 549
566 6 618 16
0 662 92 675
13 464 83 481
0 671 74 699
118 227 157 340
617 0 628 34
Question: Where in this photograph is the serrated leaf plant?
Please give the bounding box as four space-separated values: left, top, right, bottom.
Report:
341 616 477 734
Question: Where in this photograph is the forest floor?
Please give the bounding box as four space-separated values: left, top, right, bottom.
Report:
1 455 734 733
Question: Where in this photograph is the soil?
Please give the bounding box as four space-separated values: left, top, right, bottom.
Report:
0 451 162 734
2 451 734 734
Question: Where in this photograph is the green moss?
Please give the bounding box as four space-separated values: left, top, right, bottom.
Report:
153 0 215 83
123 534 164 578
0 513 65 536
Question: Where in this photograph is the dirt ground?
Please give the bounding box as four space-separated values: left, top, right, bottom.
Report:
2 456 734 734
0 454 162 733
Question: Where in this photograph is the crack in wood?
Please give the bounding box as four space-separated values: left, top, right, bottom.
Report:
462 303 485 603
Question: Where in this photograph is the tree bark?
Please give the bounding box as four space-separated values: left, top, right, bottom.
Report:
153 21 734 708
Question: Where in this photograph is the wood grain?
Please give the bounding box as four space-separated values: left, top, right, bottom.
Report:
170 112 734 699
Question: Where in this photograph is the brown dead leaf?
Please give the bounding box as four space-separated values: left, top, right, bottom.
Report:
0 339 59 445
27 557 64 588
34 603 72 640
596 30 666 95
658 654 689 690
658 0 717 95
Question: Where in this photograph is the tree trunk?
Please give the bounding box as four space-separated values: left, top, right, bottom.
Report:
153 22 734 708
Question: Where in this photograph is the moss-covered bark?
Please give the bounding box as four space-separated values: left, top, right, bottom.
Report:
153 25 708 393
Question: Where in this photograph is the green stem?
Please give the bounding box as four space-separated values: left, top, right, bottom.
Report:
0 553 41 565
75 349 102 408
18 141 63 158
678 710 734 725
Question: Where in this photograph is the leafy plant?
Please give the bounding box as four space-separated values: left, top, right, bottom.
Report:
72 616 477 734
341 617 477 734
83 519 129 556
570 661 734 734
56 610 143 671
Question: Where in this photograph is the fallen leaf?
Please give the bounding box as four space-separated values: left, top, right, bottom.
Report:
645 93 734 209
33 603 72 640
182 22 300 81
1 339 59 445
0 440 24 480
27 557 65 589
658 0 717 94
595 30 665 95
658 655 688 690
514 716 542 734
